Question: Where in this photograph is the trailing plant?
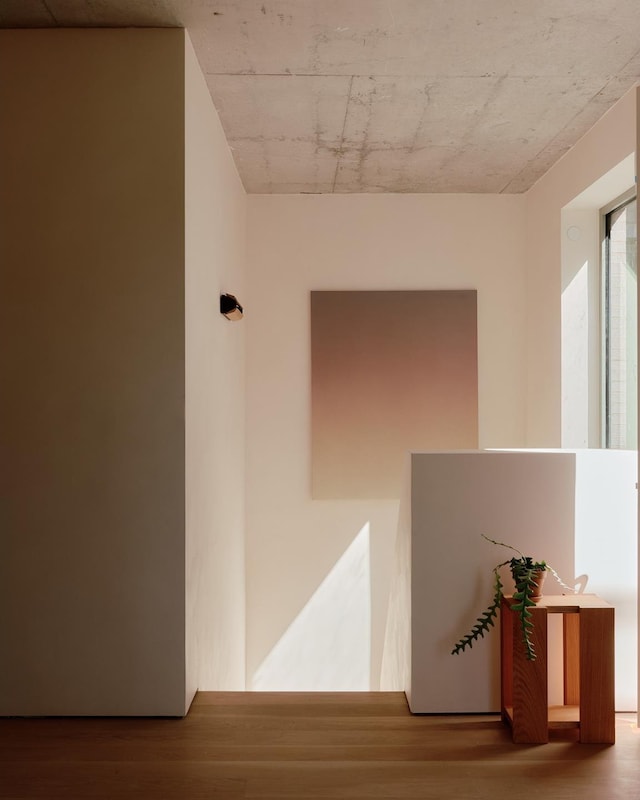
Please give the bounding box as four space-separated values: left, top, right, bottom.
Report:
451 534 572 661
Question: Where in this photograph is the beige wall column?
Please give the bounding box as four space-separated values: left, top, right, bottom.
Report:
0 28 246 716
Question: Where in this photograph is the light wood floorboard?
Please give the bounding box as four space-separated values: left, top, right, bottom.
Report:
1 692 638 799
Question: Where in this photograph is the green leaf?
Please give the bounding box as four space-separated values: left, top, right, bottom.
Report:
451 568 504 656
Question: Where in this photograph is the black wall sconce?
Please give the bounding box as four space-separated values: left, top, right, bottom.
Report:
220 293 244 321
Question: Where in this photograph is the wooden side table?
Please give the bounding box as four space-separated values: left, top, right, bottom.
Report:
500 594 615 744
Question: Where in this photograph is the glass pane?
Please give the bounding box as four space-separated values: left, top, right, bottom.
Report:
606 199 637 449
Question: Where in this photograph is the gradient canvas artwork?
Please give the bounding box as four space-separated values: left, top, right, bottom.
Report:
311 290 479 498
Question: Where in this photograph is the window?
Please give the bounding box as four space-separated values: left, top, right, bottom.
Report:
602 194 637 448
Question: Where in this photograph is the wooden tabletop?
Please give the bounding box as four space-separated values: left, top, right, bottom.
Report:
503 593 613 612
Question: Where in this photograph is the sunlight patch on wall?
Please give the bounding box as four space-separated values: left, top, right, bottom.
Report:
560 154 635 448
251 523 371 690
573 449 638 711
561 257 590 447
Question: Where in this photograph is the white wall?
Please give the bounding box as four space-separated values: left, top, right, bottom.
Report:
382 449 636 711
246 194 527 689
184 35 247 701
572 449 637 711
404 451 577 712
526 88 637 446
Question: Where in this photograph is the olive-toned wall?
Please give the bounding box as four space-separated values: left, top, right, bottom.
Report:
0 28 247 715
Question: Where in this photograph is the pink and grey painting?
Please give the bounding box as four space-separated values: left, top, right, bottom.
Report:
311 290 478 498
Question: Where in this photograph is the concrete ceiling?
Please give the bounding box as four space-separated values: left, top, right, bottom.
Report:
2 1 640 194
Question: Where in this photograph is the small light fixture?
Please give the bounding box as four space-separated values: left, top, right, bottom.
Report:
220 293 243 321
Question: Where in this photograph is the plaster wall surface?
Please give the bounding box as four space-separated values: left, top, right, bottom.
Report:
246 194 527 689
0 29 186 714
406 451 576 712
525 87 637 446
184 34 247 701
383 449 636 712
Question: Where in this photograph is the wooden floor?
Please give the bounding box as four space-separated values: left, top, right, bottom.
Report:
1 692 639 799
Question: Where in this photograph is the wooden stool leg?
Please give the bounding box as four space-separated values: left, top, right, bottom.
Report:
579 607 615 744
512 605 548 744
500 597 514 724
563 613 580 705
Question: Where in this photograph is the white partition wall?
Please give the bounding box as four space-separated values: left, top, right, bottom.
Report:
382 449 637 713
573 449 637 710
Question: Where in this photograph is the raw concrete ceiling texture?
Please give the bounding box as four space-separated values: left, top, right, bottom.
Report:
2 0 640 193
